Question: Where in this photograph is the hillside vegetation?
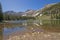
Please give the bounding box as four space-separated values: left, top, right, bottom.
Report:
36 2 60 20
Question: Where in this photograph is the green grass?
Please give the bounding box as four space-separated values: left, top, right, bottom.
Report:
36 15 51 20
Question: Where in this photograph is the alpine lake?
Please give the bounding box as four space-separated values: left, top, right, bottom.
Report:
0 20 60 40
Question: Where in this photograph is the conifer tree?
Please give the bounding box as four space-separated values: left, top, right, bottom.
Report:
0 3 3 22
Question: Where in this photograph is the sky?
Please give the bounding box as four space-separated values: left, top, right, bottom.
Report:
0 0 60 12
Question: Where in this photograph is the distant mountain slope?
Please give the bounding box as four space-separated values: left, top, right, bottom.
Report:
35 2 60 19
4 10 36 17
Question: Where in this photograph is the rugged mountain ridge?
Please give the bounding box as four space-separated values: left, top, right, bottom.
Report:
35 2 60 19
36 2 60 15
4 2 60 20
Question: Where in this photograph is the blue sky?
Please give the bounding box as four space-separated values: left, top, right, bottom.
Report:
0 0 60 12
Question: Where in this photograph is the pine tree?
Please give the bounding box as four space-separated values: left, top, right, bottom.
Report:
0 3 3 22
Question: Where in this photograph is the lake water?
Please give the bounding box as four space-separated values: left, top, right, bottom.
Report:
0 20 60 40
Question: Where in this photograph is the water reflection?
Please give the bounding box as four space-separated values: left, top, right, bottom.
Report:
2 20 60 40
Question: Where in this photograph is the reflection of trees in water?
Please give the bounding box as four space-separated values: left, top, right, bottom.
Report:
51 19 60 25
37 20 60 25
4 20 60 33
41 25 60 33
4 20 60 28
25 20 60 32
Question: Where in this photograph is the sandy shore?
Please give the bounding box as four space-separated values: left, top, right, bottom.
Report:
3 27 60 40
